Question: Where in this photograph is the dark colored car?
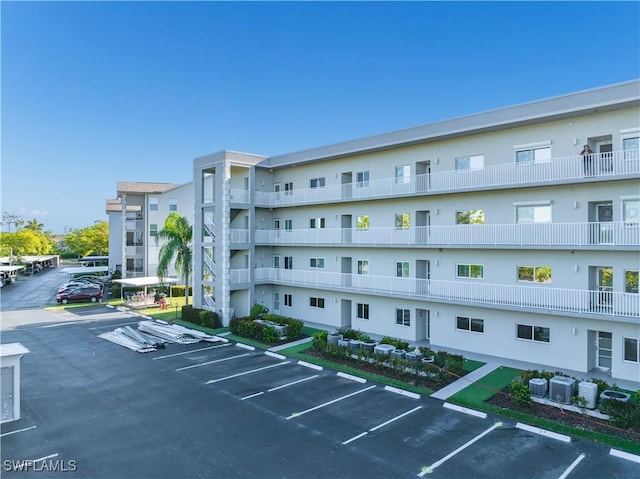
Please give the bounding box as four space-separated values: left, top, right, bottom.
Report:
56 286 103 304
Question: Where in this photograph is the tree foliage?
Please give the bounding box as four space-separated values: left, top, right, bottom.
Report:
0 229 55 256
157 213 193 305
64 221 109 257
24 219 45 233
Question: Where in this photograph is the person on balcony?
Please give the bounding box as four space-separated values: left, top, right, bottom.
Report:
580 144 594 176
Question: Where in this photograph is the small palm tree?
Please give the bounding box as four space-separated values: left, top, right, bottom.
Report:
157 213 193 305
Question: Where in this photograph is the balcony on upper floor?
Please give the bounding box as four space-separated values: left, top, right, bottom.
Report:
253 149 639 207
253 267 640 321
253 221 639 249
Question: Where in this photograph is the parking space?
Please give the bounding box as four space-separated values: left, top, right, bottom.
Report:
2 298 639 477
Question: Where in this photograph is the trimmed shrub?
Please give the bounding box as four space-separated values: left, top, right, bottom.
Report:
262 326 280 344
336 327 361 340
181 305 221 329
250 303 269 319
312 331 328 350
509 379 532 407
380 336 410 351
170 285 193 298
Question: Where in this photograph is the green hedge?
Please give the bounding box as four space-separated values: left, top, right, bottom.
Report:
229 314 304 344
171 285 193 297
181 305 222 329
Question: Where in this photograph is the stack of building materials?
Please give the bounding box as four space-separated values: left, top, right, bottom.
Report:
99 320 227 353
137 320 226 344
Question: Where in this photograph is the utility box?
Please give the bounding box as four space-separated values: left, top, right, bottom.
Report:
578 381 598 409
0 343 30 424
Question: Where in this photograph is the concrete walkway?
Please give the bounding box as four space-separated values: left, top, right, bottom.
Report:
430 362 501 400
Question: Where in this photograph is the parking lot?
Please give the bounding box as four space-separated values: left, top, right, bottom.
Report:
1 272 639 477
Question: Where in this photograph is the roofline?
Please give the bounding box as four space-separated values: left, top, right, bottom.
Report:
262 79 640 168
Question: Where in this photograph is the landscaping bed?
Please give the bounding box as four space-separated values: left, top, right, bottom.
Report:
487 387 640 443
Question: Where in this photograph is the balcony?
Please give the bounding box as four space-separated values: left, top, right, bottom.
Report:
254 149 639 207
230 229 250 244
125 245 145 256
125 219 145 231
254 222 639 248
254 268 640 320
230 188 250 205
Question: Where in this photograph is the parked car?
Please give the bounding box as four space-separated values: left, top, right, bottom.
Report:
73 275 106 284
56 286 103 304
58 280 100 293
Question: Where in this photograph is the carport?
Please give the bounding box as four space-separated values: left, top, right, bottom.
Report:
112 276 180 306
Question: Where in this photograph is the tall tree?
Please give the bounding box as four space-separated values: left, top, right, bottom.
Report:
64 221 109 257
24 219 45 233
2 212 24 232
157 213 193 305
0 229 55 256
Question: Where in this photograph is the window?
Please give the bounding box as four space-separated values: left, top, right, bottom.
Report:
150 224 158 237
625 270 639 293
395 165 410 184
517 324 550 343
456 209 485 224
623 199 639 224
356 171 369 187
396 261 410 278
396 308 410 326
284 256 293 269
395 213 410 230
309 297 325 308
310 258 325 269
169 199 177 212
310 217 325 229
284 182 293 196
357 215 370 230
457 264 483 279
357 260 369 275
455 155 484 171
624 337 640 363
284 219 293 231
623 136 639 160
517 266 552 283
515 204 551 223
310 177 325 188
456 316 484 333
515 146 551 165
273 255 281 268
273 292 280 311
149 197 158 211
357 303 369 320
284 294 292 307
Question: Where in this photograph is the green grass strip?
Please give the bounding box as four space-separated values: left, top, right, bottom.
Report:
450 366 521 406
463 358 485 373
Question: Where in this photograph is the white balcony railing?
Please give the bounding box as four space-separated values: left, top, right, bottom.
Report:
254 149 639 207
125 245 145 256
230 188 250 204
254 222 639 247
230 229 250 244
230 268 250 284
125 220 145 231
253 268 640 319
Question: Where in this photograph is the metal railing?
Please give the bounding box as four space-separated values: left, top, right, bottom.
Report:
230 228 250 243
253 268 640 319
230 268 250 284
253 149 639 207
253 221 639 247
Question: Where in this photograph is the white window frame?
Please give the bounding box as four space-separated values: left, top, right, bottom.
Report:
621 198 639 224
284 219 293 231
516 324 550 343
273 291 280 311
310 177 325 189
310 217 325 229
284 256 293 270
513 141 552 165
514 201 552 224
356 171 370 187
623 337 640 363
455 154 484 171
357 215 370 230
457 263 484 279
284 293 292 307
284 182 293 196
395 212 410 230
149 197 159 211
456 316 484 333
357 303 369 320
396 261 410 278
309 257 325 269
517 266 552 283
357 259 369 275
621 128 640 161
395 165 410 184
625 270 639 293
309 297 325 309
456 209 485 225
395 308 410 327
169 199 178 212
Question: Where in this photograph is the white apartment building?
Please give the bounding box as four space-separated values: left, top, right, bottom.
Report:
106 181 193 278
107 80 639 382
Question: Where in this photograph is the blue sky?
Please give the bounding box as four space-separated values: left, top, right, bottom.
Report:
2 1 639 233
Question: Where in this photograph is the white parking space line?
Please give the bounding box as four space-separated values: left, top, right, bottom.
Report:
0 425 37 437
343 405 423 445
610 448 640 463
516 422 571 443
175 353 250 371
287 385 376 420
267 374 319 393
558 453 586 479
443 402 487 419
152 344 230 360
241 392 265 400
418 422 502 476
206 361 290 384
33 453 59 462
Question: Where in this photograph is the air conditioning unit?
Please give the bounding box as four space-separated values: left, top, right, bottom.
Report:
529 378 548 398
578 381 598 409
549 376 576 404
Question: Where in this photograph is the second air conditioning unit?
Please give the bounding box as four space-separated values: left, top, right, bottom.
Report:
528 378 548 398
549 376 576 404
